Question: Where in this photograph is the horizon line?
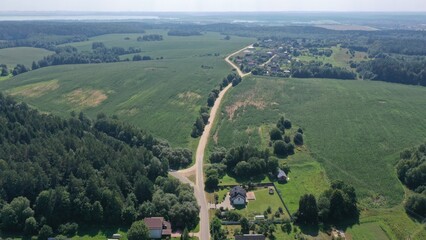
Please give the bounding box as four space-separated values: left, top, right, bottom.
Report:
2 10 426 14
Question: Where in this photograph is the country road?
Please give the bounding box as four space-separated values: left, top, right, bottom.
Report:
170 44 253 240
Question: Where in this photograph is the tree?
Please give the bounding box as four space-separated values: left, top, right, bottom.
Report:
207 92 217 107
284 119 292 129
270 128 283 141
205 172 219 190
240 217 250 234
405 194 426 218
181 228 190 240
127 220 150 240
329 190 345 221
91 201 104 222
24 217 38 236
38 225 53 240
276 116 286 132
273 140 287 156
32 61 40 70
294 133 304 145
134 176 154 203
211 217 226 240
296 194 319 225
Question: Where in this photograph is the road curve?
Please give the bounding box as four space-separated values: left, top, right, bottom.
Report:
170 44 253 240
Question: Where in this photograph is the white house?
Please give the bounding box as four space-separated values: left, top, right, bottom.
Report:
143 217 172 239
230 186 247 206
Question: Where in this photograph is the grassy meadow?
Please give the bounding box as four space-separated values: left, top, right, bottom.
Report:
209 76 426 239
0 47 54 67
0 32 254 148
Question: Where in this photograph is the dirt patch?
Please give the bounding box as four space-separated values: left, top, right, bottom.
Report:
213 130 219 145
9 80 59 98
66 89 107 108
178 91 202 101
226 91 266 120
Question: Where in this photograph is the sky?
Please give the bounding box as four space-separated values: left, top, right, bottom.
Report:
1 0 426 12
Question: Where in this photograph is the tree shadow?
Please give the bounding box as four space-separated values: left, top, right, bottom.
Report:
298 223 320 237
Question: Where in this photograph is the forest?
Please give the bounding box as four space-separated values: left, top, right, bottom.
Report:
396 144 426 218
0 94 198 237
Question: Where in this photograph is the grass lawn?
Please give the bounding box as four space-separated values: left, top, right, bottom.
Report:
235 188 290 220
0 31 254 148
71 226 128 240
0 47 54 68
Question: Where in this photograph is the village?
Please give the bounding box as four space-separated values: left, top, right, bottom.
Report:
231 39 294 78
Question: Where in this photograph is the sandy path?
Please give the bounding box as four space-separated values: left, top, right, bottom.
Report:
170 44 253 240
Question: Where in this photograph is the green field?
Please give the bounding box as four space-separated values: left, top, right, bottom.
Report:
0 47 54 67
0 32 254 148
209 76 426 239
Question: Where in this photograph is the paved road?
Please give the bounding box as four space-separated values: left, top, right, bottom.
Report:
170 44 253 240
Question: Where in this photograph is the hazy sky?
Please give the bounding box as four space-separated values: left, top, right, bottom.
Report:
2 0 426 12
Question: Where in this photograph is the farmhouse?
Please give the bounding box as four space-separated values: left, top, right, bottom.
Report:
235 234 266 240
230 186 247 206
143 217 172 239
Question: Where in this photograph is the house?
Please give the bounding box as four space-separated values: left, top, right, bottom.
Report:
235 234 266 240
143 217 172 239
254 215 265 221
277 168 289 182
230 186 247 206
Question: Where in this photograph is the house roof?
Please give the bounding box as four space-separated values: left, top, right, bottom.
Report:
235 234 266 240
277 169 287 179
230 186 247 201
144 217 164 230
162 220 172 235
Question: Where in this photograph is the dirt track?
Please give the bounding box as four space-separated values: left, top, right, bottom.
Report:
170 44 253 240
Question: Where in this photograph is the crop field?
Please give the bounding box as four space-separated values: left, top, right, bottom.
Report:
0 47 54 67
0 32 254 148
62 30 254 60
209 76 426 239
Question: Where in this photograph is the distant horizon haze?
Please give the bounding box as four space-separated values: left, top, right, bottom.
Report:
1 0 426 12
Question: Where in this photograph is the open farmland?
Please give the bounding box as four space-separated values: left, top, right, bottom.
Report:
209 76 426 239
0 47 54 67
0 32 255 148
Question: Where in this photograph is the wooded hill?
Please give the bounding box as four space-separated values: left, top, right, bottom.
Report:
0 93 198 236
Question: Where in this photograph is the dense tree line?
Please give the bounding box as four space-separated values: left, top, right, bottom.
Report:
24 44 142 74
137 34 163 41
167 30 202 36
206 145 278 189
0 35 88 51
0 22 147 40
396 143 426 218
0 94 198 236
357 56 426 86
295 181 358 225
292 61 356 80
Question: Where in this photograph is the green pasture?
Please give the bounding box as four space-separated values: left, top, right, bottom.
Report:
0 47 54 68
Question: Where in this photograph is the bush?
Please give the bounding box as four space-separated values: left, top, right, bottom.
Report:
294 133 304 145
128 220 150 240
